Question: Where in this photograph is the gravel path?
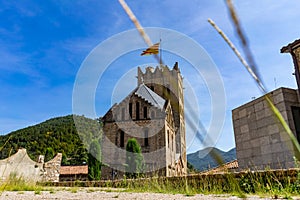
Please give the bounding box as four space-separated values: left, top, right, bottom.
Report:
0 188 289 200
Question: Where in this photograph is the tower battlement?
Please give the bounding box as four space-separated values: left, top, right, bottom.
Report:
137 62 182 86
137 62 186 172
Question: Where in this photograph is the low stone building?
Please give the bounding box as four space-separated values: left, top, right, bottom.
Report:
233 39 300 171
59 165 88 181
233 87 300 170
0 148 62 182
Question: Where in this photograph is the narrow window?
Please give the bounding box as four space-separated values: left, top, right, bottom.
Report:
129 103 132 119
166 84 170 95
115 134 118 145
120 131 124 147
136 102 140 120
167 130 169 148
121 108 125 120
144 129 149 147
151 111 155 119
143 106 148 119
167 88 170 95
171 135 173 152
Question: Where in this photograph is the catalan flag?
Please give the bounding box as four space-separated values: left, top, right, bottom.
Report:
141 42 160 56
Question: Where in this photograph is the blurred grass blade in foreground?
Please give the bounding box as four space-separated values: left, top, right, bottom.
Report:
208 0 300 159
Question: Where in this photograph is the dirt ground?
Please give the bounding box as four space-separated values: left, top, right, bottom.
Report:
0 187 287 200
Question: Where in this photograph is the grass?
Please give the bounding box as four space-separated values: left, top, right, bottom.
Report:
0 169 300 199
0 173 43 192
98 169 300 199
34 190 41 195
68 187 79 193
87 188 95 193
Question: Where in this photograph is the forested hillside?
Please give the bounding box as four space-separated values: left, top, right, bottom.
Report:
187 147 236 171
0 115 102 166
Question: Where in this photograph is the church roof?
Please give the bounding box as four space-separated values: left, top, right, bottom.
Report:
135 83 165 110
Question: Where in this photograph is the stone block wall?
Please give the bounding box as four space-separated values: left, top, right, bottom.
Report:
233 87 300 170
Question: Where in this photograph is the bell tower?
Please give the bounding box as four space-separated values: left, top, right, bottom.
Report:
137 62 187 174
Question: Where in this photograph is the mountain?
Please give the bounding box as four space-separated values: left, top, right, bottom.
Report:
187 147 236 171
0 115 102 165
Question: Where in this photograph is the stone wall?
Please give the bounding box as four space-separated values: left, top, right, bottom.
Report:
0 149 43 182
0 148 62 182
233 87 300 170
42 153 62 182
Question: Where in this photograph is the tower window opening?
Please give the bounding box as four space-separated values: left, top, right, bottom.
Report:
144 129 149 147
136 102 140 120
144 106 148 119
129 103 132 119
120 131 124 147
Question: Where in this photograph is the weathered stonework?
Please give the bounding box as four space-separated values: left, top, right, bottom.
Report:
0 149 62 182
233 87 300 170
138 63 187 175
101 64 187 179
42 153 62 182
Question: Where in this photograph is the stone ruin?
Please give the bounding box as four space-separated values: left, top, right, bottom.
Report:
0 148 62 182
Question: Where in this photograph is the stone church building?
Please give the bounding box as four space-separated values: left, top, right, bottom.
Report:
101 63 187 179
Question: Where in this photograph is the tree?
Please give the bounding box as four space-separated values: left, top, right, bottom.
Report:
44 147 55 162
88 140 101 180
125 138 144 178
72 146 88 165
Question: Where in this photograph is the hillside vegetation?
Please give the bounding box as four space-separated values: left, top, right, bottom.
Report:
0 115 102 166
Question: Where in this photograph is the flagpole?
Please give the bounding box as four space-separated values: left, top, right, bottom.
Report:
159 38 162 66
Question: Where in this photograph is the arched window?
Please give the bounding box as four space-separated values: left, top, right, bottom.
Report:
143 106 148 119
120 131 124 147
171 134 173 152
166 84 170 95
129 103 132 118
167 130 169 148
136 102 140 120
144 129 149 147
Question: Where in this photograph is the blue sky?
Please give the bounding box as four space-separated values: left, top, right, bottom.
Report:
1 0 300 154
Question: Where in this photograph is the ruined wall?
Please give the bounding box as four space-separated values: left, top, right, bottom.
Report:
0 149 43 182
233 87 300 170
0 149 62 182
42 153 62 182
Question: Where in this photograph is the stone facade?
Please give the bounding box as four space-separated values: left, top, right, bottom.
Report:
101 63 187 179
233 87 300 170
0 148 62 182
42 152 62 182
137 63 187 174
